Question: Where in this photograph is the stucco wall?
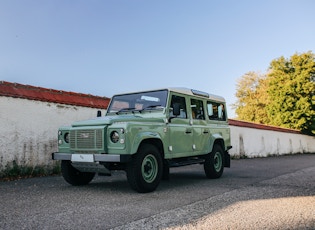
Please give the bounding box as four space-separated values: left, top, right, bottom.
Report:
229 125 315 158
0 96 106 170
1 95 314 173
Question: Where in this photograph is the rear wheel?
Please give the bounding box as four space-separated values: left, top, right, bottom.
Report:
204 144 224 179
61 160 95 186
127 144 162 193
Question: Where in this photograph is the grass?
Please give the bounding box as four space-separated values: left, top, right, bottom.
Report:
0 160 61 182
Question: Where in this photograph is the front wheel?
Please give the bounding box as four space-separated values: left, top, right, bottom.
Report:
127 144 163 193
61 160 95 186
204 144 224 179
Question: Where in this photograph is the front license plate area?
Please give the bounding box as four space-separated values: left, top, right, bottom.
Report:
71 154 94 163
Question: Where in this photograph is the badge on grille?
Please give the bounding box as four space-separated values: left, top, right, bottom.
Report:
80 133 90 138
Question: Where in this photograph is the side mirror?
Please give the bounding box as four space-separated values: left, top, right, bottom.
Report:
97 110 102 117
173 103 181 116
169 103 181 123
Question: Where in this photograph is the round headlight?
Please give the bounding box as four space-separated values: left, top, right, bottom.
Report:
110 131 120 143
64 132 70 143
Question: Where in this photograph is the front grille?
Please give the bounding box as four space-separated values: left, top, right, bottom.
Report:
70 129 103 150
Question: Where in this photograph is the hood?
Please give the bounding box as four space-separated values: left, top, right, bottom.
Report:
71 115 145 127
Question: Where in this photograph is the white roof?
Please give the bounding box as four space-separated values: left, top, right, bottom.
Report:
168 87 226 102
113 87 226 102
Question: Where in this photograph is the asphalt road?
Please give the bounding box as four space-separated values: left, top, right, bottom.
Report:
0 154 314 230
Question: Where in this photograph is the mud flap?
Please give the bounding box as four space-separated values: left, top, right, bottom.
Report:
224 151 231 168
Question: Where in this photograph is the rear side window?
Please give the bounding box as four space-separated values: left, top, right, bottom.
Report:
191 99 205 120
207 101 226 121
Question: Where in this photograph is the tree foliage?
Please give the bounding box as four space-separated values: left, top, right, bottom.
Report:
267 52 315 135
232 72 270 124
234 51 315 135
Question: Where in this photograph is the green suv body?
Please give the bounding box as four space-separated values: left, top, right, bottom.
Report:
52 88 232 192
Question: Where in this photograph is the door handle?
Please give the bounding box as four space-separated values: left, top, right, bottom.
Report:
185 129 192 134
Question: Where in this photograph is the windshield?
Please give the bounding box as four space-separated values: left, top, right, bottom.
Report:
107 89 168 114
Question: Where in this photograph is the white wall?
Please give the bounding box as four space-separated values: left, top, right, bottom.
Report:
229 125 315 158
1 96 314 172
0 97 106 170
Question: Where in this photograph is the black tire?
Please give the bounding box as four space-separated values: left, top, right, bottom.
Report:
204 144 224 179
127 144 163 193
61 160 95 186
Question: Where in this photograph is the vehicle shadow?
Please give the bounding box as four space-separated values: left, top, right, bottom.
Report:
85 164 228 194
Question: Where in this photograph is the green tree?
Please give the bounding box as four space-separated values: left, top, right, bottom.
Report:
267 51 315 135
233 71 270 124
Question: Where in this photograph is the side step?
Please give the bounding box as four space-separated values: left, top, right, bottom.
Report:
168 158 205 168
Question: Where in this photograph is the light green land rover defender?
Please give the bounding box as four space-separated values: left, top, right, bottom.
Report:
52 88 232 193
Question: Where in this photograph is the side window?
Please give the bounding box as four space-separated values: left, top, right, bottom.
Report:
170 95 187 119
191 99 205 120
207 101 226 120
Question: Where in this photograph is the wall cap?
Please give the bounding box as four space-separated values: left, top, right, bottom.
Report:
228 119 301 134
0 81 110 109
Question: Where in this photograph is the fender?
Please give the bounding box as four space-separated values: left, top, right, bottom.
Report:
131 131 162 154
208 133 224 152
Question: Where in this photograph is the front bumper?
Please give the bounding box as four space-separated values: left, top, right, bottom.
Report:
52 152 131 163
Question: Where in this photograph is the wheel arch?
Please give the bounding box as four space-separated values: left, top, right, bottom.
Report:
131 131 164 157
213 138 225 151
137 138 165 158
209 133 225 152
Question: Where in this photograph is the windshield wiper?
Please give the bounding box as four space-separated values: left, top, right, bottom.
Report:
116 107 136 114
140 105 163 113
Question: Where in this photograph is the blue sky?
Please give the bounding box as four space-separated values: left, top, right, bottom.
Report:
1 1 314 118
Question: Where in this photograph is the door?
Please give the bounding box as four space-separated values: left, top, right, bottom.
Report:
190 98 208 155
168 94 193 157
